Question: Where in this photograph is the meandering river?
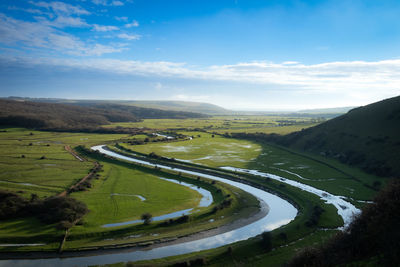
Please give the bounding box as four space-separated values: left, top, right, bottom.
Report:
0 144 359 267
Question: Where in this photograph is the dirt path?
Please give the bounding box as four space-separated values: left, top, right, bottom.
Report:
65 145 85 162
58 146 100 197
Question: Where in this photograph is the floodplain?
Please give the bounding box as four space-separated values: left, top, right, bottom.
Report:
0 115 385 266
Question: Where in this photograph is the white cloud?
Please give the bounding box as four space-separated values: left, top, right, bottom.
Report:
2 54 399 109
0 14 124 56
117 33 141 40
171 94 211 101
92 0 125 6
92 24 119 32
125 20 139 28
39 15 89 28
111 1 124 6
115 16 128 21
26 57 400 101
8 6 46 15
30 1 90 16
9 56 400 95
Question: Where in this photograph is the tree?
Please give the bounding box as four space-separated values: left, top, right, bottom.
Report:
141 212 152 225
261 231 273 252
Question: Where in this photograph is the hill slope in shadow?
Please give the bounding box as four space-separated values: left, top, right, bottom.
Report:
279 95 400 177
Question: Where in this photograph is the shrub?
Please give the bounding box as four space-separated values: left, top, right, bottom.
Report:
0 192 88 225
141 213 153 225
261 231 273 252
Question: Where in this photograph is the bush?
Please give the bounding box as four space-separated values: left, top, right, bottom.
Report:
141 213 152 225
0 190 28 219
0 191 88 225
261 231 273 252
36 196 89 224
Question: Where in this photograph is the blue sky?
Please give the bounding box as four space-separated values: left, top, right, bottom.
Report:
0 0 400 110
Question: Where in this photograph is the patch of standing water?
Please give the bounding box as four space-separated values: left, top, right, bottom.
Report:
110 193 146 201
271 167 312 181
220 166 360 228
158 177 213 207
0 181 41 187
153 133 175 140
102 208 194 228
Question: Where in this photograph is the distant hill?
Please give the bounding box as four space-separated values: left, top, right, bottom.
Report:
70 102 210 119
297 106 356 114
0 99 209 130
0 99 140 129
6 98 228 115
121 100 229 115
278 96 400 177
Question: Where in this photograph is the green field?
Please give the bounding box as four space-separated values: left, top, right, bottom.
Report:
120 132 261 168
121 131 380 201
0 128 259 251
0 128 131 198
62 149 260 249
0 122 383 265
104 115 321 135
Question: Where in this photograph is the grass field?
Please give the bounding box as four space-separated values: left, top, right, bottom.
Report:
247 143 381 201
0 122 382 264
62 150 261 249
120 132 262 169
121 131 380 201
0 128 260 251
104 115 321 135
0 128 131 198
71 162 202 229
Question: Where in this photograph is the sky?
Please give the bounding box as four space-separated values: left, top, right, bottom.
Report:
1 0 400 111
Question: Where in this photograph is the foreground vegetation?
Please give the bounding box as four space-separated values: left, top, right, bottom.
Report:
288 179 400 266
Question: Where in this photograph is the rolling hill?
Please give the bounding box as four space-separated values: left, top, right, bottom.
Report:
278 95 400 177
6 98 229 115
0 99 208 130
118 100 230 115
0 99 140 129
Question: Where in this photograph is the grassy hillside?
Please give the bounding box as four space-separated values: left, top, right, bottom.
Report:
0 99 140 129
0 99 209 130
7 97 228 115
121 100 229 114
278 95 400 178
71 102 210 119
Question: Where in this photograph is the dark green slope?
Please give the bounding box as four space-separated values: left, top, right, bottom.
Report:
280 95 400 177
68 102 210 119
6 97 227 115
0 99 142 129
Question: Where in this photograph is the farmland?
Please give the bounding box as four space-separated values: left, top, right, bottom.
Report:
0 127 260 253
121 130 381 203
0 114 385 265
0 128 130 198
104 115 323 135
